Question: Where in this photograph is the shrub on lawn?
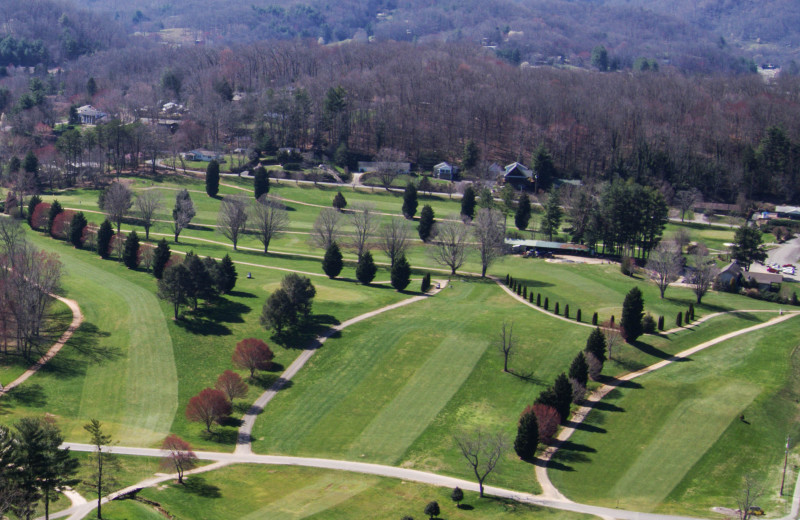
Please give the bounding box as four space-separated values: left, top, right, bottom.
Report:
544 297 549 310
576 309 582 322
421 273 431 292
642 314 656 334
676 312 682 327
658 315 664 331
592 312 598 325
537 293 541 306
564 304 570 318
555 302 560 315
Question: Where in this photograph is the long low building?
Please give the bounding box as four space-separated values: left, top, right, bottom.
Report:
505 238 594 255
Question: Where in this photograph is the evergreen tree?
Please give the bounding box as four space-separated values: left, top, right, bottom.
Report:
531 144 556 191
153 238 171 279
621 286 645 342
676 312 683 327
332 191 347 211
535 387 559 410
418 204 435 241
390 254 411 291
402 182 418 219
205 159 220 197
462 139 479 171
356 251 377 285
569 352 589 386
421 272 431 292
69 211 87 248
585 328 607 363
253 166 270 199
185 251 215 308
47 200 63 234
23 150 38 179
122 231 140 269
540 189 562 241
97 219 113 259
217 254 238 294
27 194 41 226
515 193 532 230
322 241 344 278
451 486 464 507
553 372 573 421
461 185 476 220
514 407 539 461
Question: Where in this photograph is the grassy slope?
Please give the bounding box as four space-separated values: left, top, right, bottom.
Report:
491 255 782 326
549 317 800 516
102 464 594 520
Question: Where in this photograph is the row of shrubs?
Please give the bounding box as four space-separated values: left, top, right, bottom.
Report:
506 274 584 322
512 326 611 461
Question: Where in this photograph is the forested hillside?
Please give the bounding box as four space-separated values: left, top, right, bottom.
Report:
65 0 796 73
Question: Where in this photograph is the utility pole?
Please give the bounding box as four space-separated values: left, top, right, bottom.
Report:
781 436 790 496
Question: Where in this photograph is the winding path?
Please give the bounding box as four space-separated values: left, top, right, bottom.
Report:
0 295 83 397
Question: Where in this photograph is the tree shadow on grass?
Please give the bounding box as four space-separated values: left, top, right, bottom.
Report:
61 322 119 364
204 427 238 446
175 316 232 336
533 456 574 472
629 339 688 362
180 476 221 498
594 374 643 390
564 419 607 434
271 314 340 349
250 373 283 390
219 416 243 428
227 290 257 299
508 370 545 385
7 383 47 408
588 400 625 413
194 298 250 325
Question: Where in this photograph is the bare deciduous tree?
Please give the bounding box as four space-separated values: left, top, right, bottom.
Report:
647 240 683 298
100 181 133 233
251 195 289 253
311 208 341 250
350 203 378 258
674 189 702 223
497 321 514 373
378 218 410 267
217 195 249 250
737 474 763 520
373 148 406 189
431 217 469 275
134 190 163 240
690 244 719 304
160 435 197 484
474 208 505 277
172 189 196 243
454 428 508 497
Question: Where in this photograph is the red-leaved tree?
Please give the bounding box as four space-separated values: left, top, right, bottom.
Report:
160 434 197 484
50 210 75 240
185 388 231 433
232 338 274 378
215 370 248 401
31 202 50 231
532 404 561 444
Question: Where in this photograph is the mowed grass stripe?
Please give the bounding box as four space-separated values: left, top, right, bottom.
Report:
240 474 377 520
348 330 488 463
608 381 759 510
34 238 178 445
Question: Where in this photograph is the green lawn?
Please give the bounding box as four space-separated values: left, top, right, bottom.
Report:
549 316 800 517
492 255 782 326
102 464 595 520
1 225 408 451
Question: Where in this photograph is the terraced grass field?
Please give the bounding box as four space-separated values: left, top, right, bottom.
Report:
549 316 800 517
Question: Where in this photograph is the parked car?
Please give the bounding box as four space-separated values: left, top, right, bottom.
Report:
748 506 765 516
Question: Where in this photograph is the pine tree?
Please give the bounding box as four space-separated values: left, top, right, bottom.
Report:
356 251 377 285
514 407 539 461
553 372 573 422
97 219 113 259
69 212 87 248
391 254 411 291
418 204 434 241
217 254 238 294
461 185 476 220
585 327 607 363
402 182 418 219
621 286 644 342
555 302 560 314
122 231 140 269
569 352 589 386
254 166 270 199
421 272 431 292
153 238 171 279
332 191 347 212
205 159 220 197
537 293 541 306
564 304 570 318
544 297 549 310
576 309 582 322
515 193 532 230
658 315 665 330
47 200 63 235
592 312 598 325
689 303 695 320
27 194 41 226
322 242 343 278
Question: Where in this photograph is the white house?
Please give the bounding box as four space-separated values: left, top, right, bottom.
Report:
77 105 106 125
433 162 459 180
